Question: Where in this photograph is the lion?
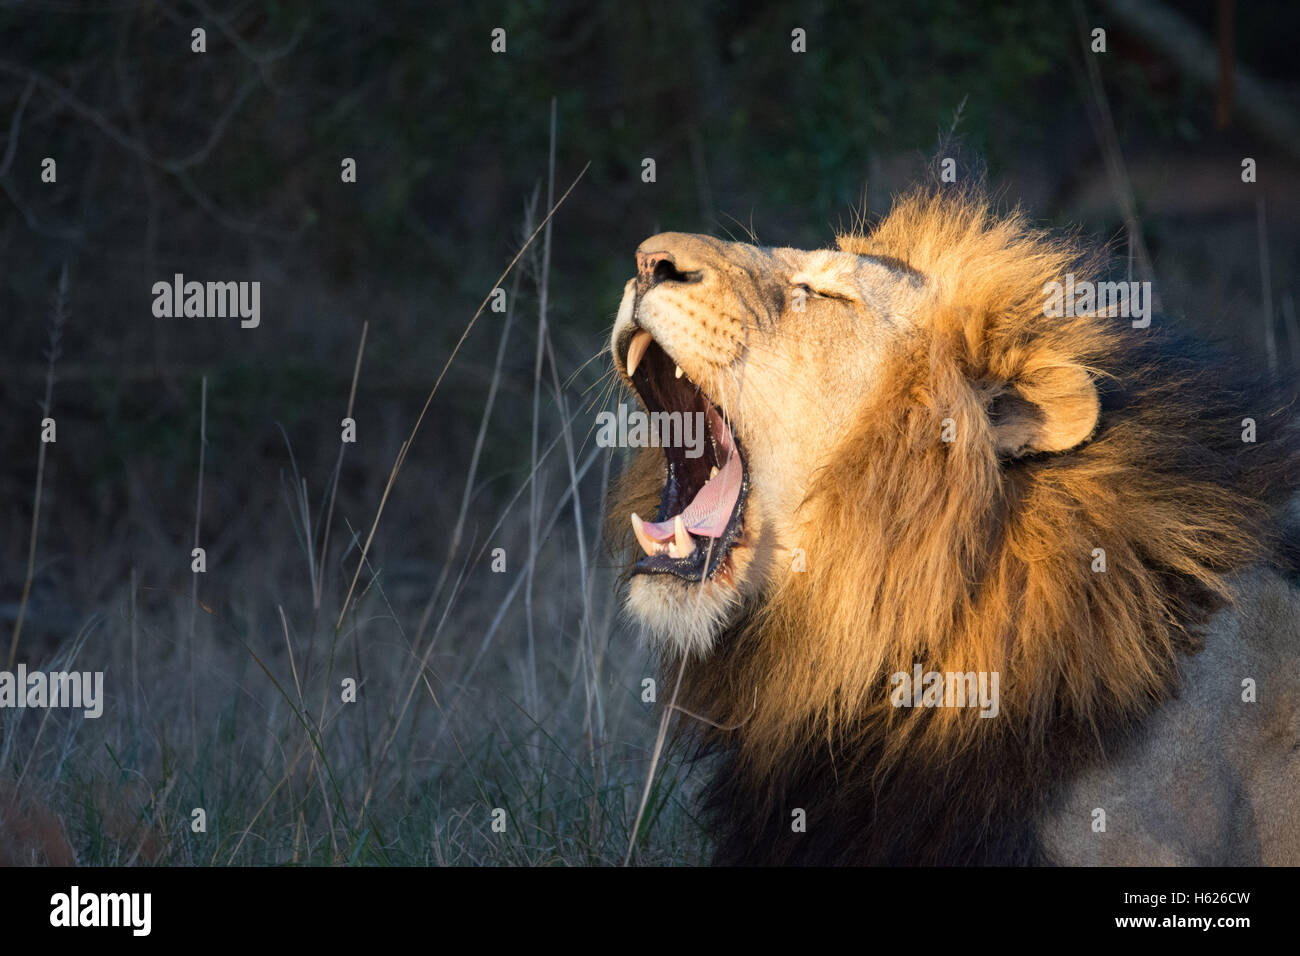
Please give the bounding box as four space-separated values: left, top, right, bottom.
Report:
607 186 1300 865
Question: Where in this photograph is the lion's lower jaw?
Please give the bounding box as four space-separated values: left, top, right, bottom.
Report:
624 574 743 658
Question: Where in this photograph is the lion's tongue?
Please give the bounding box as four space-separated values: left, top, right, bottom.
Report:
640 408 741 541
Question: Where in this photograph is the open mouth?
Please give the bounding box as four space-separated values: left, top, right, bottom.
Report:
621 328 749 582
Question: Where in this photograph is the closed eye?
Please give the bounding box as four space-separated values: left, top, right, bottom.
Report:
793 282 849 301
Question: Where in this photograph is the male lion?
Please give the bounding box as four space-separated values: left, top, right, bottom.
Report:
608 187 1300 865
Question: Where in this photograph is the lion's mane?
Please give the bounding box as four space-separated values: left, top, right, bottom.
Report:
615 188 1299 864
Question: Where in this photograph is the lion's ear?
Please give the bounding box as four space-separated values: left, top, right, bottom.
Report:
989 364 1099 457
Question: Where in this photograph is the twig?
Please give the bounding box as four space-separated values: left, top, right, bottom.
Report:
314 321 368 611
525 100 562 717
130 566 138 718
188 375 207 736
625 652 688 866
428 426 597 754
535 101 605 790
7 264 66 671
410 257 523 647
0 57 298 240
1071 0 1162 312
1256 199 1277 376
936 92 969 161
0 56 253 174
334 163 589 632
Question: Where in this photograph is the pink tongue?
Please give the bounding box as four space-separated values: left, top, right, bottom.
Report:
641 408 742 541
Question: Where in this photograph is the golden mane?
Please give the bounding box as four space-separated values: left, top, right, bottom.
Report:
646 187 1297 788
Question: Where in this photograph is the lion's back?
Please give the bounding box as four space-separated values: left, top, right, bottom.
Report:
1041 566 1300 865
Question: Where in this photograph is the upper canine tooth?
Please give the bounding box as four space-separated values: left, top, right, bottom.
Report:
673 516 694 558
709 465 719 480
631 512 659 557
675 365 684 379
626 329 653 378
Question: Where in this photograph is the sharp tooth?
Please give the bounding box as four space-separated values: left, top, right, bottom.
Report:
626 330 653 378
675 365 684 379
631 513 660 557
709 466 719 480
674 516 694 558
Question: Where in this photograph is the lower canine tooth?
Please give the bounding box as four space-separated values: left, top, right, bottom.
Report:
674 516 694 557
675 365 684 379
631 513 660 557
709 466 719 480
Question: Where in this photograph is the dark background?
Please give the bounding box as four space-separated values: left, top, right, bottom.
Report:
1 0 1297 864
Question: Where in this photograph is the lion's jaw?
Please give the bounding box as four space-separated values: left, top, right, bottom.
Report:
609 232 921 656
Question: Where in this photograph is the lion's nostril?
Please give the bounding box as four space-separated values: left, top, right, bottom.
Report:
637 249 702 288
652 258 683 285
637 250 674 284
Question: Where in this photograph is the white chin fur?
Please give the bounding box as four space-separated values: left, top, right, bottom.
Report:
624 573 742 658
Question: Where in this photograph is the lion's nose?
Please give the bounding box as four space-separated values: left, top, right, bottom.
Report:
635 233 715 292
636 248 693 288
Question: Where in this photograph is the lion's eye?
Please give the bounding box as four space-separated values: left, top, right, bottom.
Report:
792 282 845 301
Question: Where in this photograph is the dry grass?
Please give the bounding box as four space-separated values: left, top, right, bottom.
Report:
0 133 709 867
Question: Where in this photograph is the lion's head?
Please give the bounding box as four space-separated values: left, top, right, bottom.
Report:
609 187 1297 790
611 194 1110 658
609 228 934 655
